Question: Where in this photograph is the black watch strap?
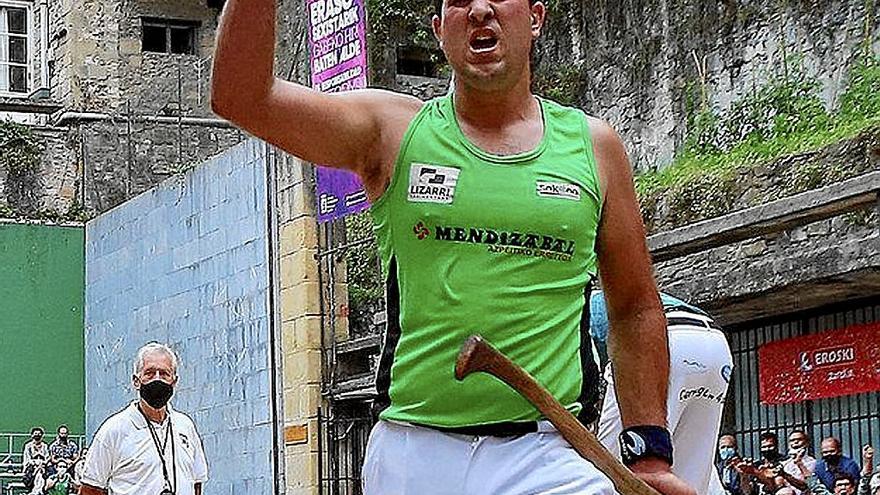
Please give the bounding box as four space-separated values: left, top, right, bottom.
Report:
619 425 674 467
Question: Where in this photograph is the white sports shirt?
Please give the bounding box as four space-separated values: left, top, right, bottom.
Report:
81 401 208 495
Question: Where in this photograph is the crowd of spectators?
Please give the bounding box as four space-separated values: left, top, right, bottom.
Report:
717 430 880 495
20 425 87 495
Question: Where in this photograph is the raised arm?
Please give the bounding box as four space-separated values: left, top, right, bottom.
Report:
590 118 691 495
211 0 421 196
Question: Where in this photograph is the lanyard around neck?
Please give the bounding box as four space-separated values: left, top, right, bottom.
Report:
138 405 177 493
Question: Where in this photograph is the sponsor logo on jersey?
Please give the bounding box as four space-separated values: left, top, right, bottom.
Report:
413 222 430 240
536 181 581 201
679 386 726 404
721 364 733 383
683 359 708 374
408 164 460 204
428 223 576 262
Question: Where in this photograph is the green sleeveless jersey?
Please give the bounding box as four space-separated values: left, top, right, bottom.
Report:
370 94 602 427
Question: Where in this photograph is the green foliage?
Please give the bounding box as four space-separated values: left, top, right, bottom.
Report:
839 55 880 123
0 120 42 176
344 211 383 328
636 53 880 203
720 71 829 149
0 120 88 222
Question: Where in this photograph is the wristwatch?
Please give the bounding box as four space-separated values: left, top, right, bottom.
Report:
619 425 674 467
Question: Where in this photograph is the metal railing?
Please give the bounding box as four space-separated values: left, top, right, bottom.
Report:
0 433 87 472
317 407 374 495
725 297 880 461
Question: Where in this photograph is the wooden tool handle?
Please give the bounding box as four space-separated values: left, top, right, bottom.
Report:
455 335 663 495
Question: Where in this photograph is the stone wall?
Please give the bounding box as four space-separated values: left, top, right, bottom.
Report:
275 150 349 495
84 139 278 494
535 0 880 170
0 126 78 216
78 119 245 213
655 206 879 325
4 0 314 217
642 125 880 233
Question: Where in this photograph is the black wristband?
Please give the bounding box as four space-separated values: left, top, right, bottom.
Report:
619 425 674 467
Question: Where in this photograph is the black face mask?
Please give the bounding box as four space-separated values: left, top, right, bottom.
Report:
761 448 780 460
823 453 842 465
139 379 174 409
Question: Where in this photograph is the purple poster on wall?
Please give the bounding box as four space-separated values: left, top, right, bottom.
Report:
307 0 370 223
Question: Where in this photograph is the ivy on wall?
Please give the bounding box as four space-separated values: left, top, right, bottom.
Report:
636 50 880 230
0 120 43 217
344 211 384 334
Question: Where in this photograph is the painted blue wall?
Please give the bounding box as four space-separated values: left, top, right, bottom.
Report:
85 139 275 494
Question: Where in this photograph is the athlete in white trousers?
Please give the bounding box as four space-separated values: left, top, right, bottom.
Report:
594 291 734 495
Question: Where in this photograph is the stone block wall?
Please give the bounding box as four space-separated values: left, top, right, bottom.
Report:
275 151 349 495
84 139 277 495
78 119 245 214
535 0 880 170
655 207 880 325
0 126 78 216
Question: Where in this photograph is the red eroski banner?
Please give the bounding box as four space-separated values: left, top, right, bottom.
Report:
758 322 880 404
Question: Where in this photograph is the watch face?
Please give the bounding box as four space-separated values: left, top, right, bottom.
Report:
623 431 647 455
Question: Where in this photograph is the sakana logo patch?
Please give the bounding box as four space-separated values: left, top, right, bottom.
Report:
536 181 581 201
408 164 461 204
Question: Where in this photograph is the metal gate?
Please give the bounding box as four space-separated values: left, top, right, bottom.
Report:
315 208 383 495
725 296 880 461
317 406 374 495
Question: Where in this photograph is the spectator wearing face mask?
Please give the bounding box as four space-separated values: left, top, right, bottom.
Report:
717 435 743 494
729 432 788 494
793 449 856 495
48 424 79 470
760 432 788 467
816 438 861 491
79 342 208 495
781 430 817 494
72 446 88 492
23 427 49 469
44 459 72 495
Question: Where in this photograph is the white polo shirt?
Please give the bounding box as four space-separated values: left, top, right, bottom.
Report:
81 401 208 495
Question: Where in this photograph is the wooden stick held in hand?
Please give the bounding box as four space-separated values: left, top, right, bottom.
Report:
455 335 662 495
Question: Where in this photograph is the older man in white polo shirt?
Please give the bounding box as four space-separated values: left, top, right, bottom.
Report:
79 342 208 495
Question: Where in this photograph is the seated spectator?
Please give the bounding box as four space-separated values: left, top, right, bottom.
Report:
23 453 48 495
761 432 788 467
44 459 72 495
23 427 49 469
816 437 861 491
868 474 880 495
48 424 79 469
832 475 857 495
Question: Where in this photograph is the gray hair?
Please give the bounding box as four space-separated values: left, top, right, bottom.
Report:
132 342 179 376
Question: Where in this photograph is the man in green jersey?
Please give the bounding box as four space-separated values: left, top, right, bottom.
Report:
213 1 694 493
